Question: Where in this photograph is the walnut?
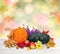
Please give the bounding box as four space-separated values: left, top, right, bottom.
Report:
4 40 18 48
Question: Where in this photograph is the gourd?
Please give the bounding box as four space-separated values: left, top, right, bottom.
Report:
39 33 50 44
13 27 28 43
28 32 41 42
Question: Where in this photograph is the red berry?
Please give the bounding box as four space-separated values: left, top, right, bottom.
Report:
17 43 24 48
23 40 30 47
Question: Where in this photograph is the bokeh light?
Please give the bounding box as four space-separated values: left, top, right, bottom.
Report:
24 4 34 14
24 0 33 3
34 14 49 26
0 0 60 39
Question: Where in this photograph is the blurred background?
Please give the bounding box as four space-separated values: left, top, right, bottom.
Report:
0 0 60 39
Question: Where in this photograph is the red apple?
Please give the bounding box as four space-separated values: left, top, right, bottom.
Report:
23 40 30 47
17 42 24 48
30 42 36 49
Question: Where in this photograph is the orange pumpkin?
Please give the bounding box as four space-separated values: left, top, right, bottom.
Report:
13 27 28 43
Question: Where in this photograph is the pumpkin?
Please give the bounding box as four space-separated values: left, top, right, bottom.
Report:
13 27 28 43
39 33 50 44
28 32 40 42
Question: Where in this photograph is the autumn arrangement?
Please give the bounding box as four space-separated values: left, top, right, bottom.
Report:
4 27 55 50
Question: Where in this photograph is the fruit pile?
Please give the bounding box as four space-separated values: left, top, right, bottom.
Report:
4 27 55 50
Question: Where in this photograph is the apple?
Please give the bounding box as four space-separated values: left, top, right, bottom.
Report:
30 42 36 49
17 42 24 48
23 40 30 47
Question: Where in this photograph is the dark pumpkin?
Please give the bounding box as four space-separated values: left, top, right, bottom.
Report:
39 33 50 44
28 32 40 42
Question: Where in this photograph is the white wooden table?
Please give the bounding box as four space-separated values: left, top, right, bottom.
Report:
0 37 60 54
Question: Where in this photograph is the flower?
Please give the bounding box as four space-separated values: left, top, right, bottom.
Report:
35 41 43 50
26 26 41 36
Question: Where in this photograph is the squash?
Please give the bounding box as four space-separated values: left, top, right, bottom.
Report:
13 27 28 43
28 32 40 42
39 33 50 44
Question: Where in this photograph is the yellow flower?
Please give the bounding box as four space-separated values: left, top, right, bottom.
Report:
35 41 43 50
